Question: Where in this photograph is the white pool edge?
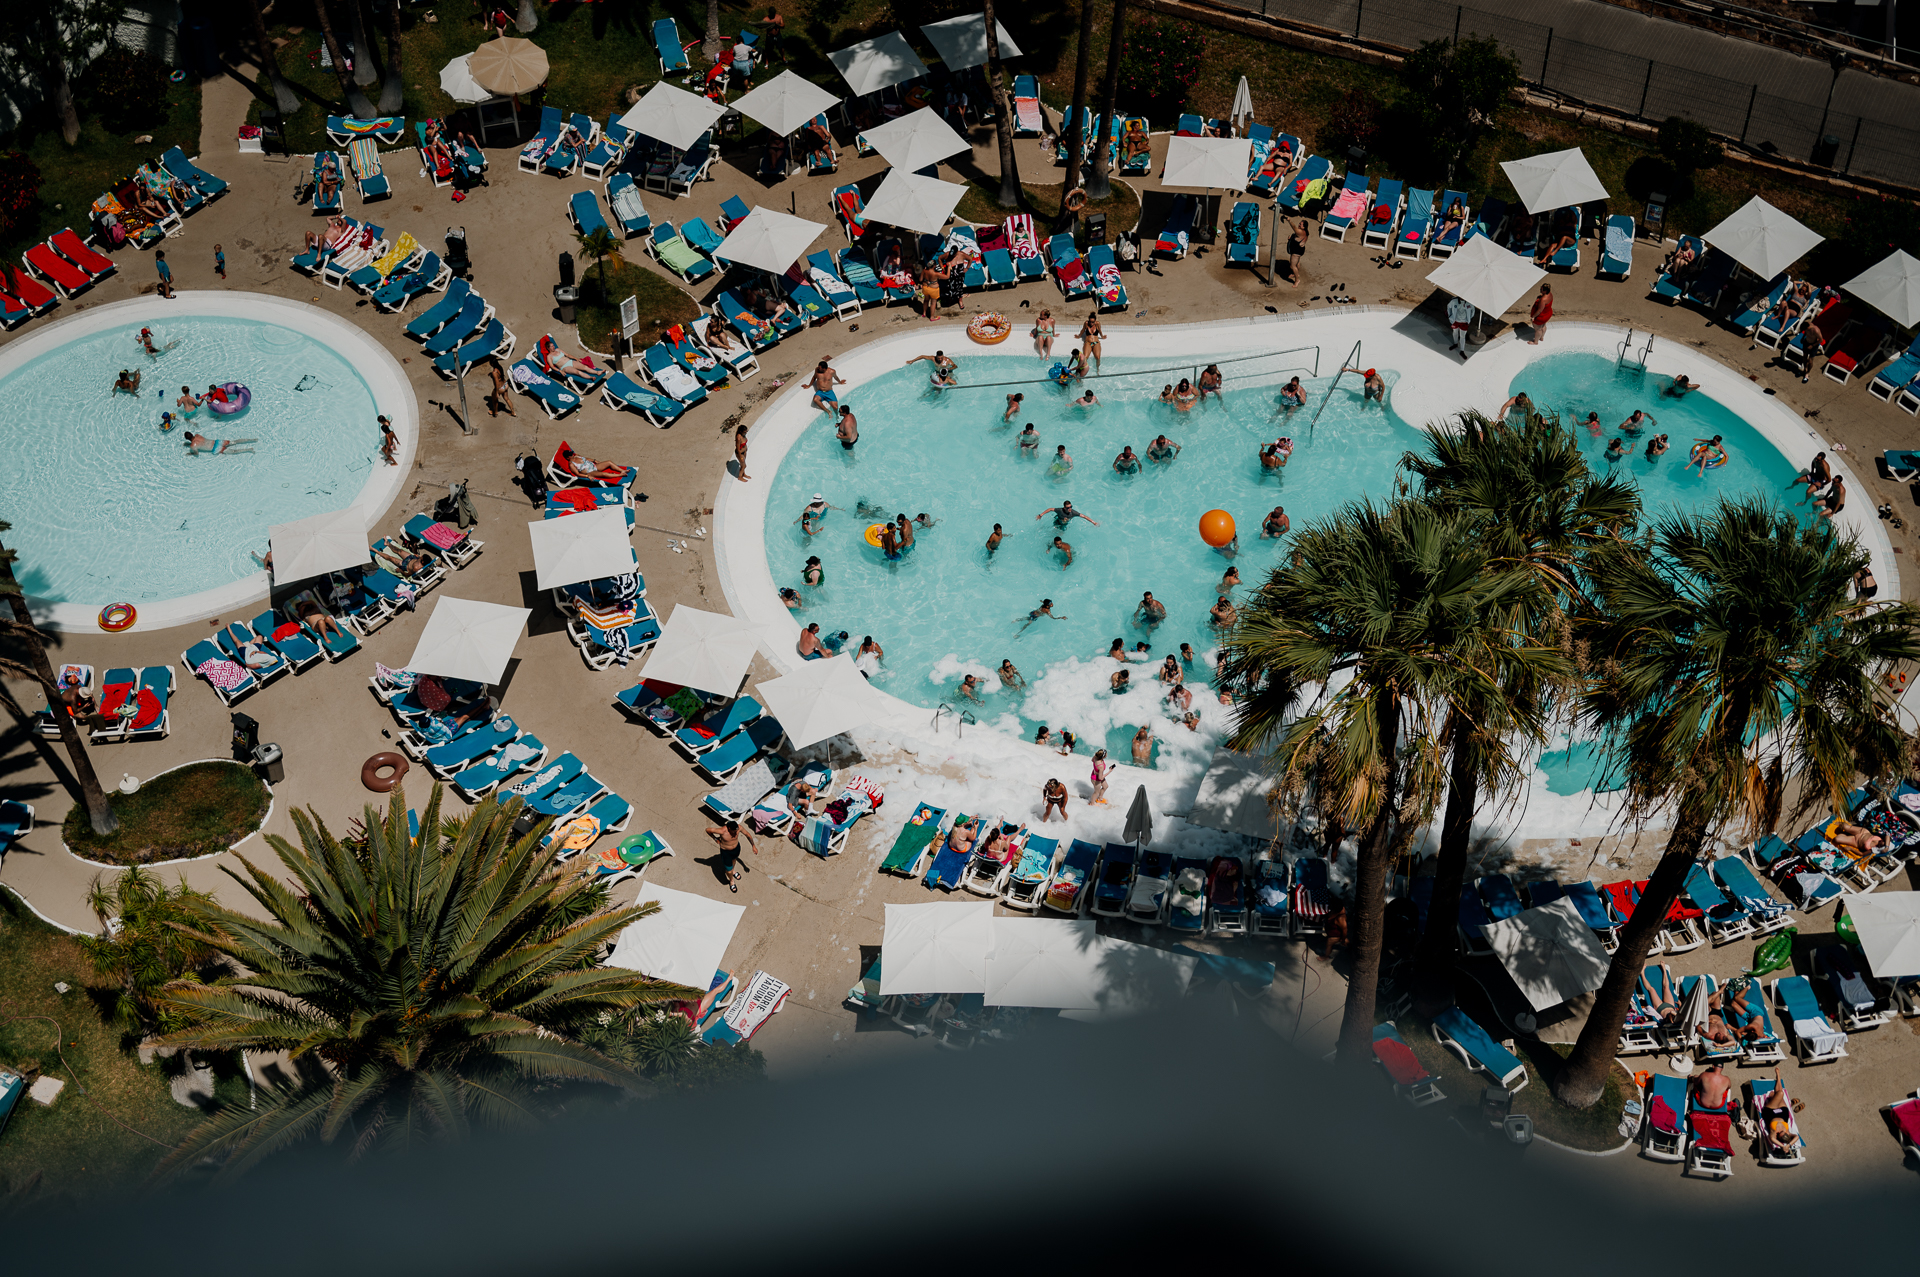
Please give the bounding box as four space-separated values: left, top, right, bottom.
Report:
713 305 1897 767
11 292 420 633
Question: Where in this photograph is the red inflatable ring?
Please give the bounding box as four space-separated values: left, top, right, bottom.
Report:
98 603 136 632
361 752 409 793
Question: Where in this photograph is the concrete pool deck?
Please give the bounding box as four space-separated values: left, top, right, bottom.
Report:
2 71 1917 1193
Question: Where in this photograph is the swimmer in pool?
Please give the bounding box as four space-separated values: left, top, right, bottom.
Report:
137 328 161 356
112 369 141 395
1135 592 1167 625
1147 435 1180 462
1278 377 1306 410
986 523 1004 555
177 386 202 414
1198 365 1223 401
793 494 841 535
1180 643 1197 667
1173 379 1198 412
1018 599 1064 634
1004 392 1024 422
1210 595 1238 628
1260 443 1284 472
905 351 958 387
1663 374 1695 398
1219 567 1241 592
158 411 177 432
1073 389 1099 408
1686 434 1728 475
1160 384 1176 407
998 659 1026 690
1646 434 1669 460
1018 423 1040 453
1275 437 1293 464
1605 437 1627 460
183 432 256 454
1113 446 1140 473
1620 409 1654 436
1579 411 1603 437
1048 445 1073 475
1037 500 1098 528
1262 507 1290 538
1052 536 1074 567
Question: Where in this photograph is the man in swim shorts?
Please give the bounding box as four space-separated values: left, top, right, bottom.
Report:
1278 377 1306 409
836 404 858 450
1210 595 1239 627
809 360 845 412
1113 446 1140 473
113 369 141 395
894 513 915 551
1018 423 1039 453
1146 435 1180 462
1343 366 1385 404
1037 500 1097 528
1051 536 1073 566
177 386 202 414
1262 506 1289 538
1073 388 1099 408
905 351 958 385
1004 392 1023 422
183 433 255 454
985 523 1003 555
1820 475 1846 520
1135 592 1166 625
1794 452 1832 503
1620 409 1655 436
793 494 840 535
1446 294 1475 354
1017 599 1063 634
1048 445 1073 475
1198 365 1223 401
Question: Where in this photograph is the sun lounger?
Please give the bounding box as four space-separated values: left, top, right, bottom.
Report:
1684 863 1754 945
417 293 488 355
371 251 448 312
1654 236 1705 302
1165 855 1210 937
247 611 323 672
215 624 290 685
1277 155 1331 217
0 270 56 326
696 717 786 785
1247 858 1289 936
347 136 389 201
1884 1094 1920 1164
1730 274 1791 337
497 751 586 810
569 190 612 243
1319 171 1372 243
1822 320 1889 384
879 803 948 877
604 173 651 240
401 513 482 568
1685 1083 1737 1178
1710 856 1791 938
1725 980 1785 1065
1394 187 1435 260
923 817 976 892
1290 856 1333 940
666 134 714 196
1814 943 1892 1031
402 277 472 339
435 318 512 377
48 228 114 280
643 343 710 406
1785 299 1852 375
1011 74 1044 136
1004 834 1063 910
23 242 95 297
1248 132 1300 197
1426 191 1471 259
1865 333 1920 403
671 696 761 760
1360 179 1405 250
1225 201 1260 267
1432 1007 1528 1092
1125 849 1175 925
1090 842 1136 917
960 821 1021 897
1118 116 1151 175
159 146 227 198
1373 1022 1445 1107
1641 1072 1688 1161
1041 839 1101 916
597 370 684 427
523 766 609 820
1457 883 1493 956
1004 215 1046 281
647 222 716 283
90 667 170 743
1772 975 1847 1063
181 639 258 706
655 18 690 74
420 715 519 775
1543 206 1582 272
1154 194 1196 260
691 315 758 380
516 106 563 173
1619 963 1673 1055
0 799 34 847
448 733 548 801
1747 1077 1805 1167
582 113 633 180
1086 243 1126 311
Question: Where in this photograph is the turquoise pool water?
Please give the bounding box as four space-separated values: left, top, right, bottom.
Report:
0 315 381 607
764 352 1412 762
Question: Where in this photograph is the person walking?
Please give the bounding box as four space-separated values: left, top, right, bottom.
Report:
705 818 757 892
734 423 751 481
214 243 226 280
1287 219 1308 287
1529 283 1553 345
760 6 785 61
1089 749 1112 805
486 357 517 418
1446 294 1474 355
154 249 174 299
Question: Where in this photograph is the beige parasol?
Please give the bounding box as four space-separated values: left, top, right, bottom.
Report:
468 37 549 97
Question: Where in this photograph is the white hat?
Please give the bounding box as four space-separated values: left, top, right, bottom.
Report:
811 493 825 503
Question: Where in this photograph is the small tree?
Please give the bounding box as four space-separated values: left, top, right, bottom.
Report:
79 867 228 1033
575 223 620 301
1657 116 1720 178
1399 35 1520 187
0 151 42 238
0 0 132 145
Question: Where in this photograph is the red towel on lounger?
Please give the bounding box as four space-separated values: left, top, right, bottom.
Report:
1371 1037 1428 1087
1689 1113 1734 1153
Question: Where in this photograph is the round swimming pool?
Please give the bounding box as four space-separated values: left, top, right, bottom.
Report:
0 295 415 630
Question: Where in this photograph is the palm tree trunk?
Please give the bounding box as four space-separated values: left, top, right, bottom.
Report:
247 0 302 115
312 0 376 117
982 0 1022 208
1335 693 1402 1065
517 0 539 34
345 0 380 88
1058 0 1096 230
0 579 116 836
1553 799 1709 1106
1411 716 1478 1016
704 0 724 66
377 0 406 116
1086 0 1125 202
54 59 80 146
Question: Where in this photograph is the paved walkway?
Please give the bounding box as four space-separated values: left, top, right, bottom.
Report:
2 76 1916 1190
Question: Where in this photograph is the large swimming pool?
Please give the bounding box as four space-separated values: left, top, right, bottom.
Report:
0 301 401 626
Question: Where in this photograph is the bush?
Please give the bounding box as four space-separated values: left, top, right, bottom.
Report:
83 46 172 135
1657 116 1720 176
0 150 41 237
1319 88 1382 159
1116 18 1208 121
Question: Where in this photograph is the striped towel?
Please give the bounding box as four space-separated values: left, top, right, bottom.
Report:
418 522 465 550
1290 883 1331 918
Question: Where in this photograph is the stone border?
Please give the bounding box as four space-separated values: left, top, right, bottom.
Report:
60 757 275 870
7 292 420 633
712 304 1893 772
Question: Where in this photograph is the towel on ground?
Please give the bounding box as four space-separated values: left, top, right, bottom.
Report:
610 182 648 226
1329 188 1367 221
196 658 250 691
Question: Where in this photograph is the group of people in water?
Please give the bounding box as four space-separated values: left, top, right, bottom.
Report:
1500 376 1740 475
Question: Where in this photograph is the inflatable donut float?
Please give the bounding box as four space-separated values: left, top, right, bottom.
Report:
967 312 1012 345
864 523 887 547
207 383 251 416
361 751 409 793
1691 444 1728 470
97 602 136 632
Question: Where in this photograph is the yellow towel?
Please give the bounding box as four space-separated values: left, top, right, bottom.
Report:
369 232 419 279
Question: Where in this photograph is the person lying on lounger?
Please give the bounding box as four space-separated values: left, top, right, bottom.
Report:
317 154 341 204
1825 816 1884 854
1692 1062 1732 1110
1123 124 1150 161
1438 200 1466 241
558 445 627 483
296 599 348 639
1697 1014 1739 1050
944 818 978 858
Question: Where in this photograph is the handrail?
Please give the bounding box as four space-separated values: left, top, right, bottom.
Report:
932 343 1321 391
1309 339 1363 433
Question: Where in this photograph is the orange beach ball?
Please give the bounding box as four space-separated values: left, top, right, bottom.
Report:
1198 509 1236 548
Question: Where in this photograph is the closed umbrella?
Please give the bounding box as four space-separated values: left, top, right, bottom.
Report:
267 507 369 583
879 901 994 995
754 655 886 749
404 596 530 685
439 54 490 105
1160 135 1252 190
731 69 843 138
1841 249 1920 328
713 207 830 275
862 106 970 173
526 506 634 590
828 32 930 97
608 884 745 991
640 605 766 695
918 14 1022 71
618 80 727 151
1498 147 1608 214
1123 785 1152 848
468 36 549 97
1230 76 1254 130
1844 892 1920 978
1701 196 1823 280
862 168 967 234
1426 233 1547 318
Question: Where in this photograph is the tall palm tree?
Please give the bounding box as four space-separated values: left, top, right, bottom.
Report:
377 0 406 116
152 788 696 1177
1217 500 1538 1064
311 0 375 118
981 0 1022 207
1086 0 1126 202
343 0 380 90
1398 410 1638 1012
704 0 723 66
0 523 116 834
246 0 301 115
1058 0 1096 226
1554 499 1920 1106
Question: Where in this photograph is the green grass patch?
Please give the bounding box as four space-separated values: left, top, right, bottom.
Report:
574 256 702 353
0 886 244 1199
62 762 269 867
0 74 202 263
952 176 1140 230
1401 1016 1631 1151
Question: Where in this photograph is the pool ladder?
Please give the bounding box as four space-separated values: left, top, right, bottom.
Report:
931 703 976 738
1618 329 1654 370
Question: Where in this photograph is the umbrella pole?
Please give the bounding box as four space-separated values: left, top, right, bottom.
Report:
1265 199 1278 288
456 365 473 435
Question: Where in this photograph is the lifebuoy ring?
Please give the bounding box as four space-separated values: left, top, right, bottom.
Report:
864 523 887 547
967 312 1012 344
361 752 409 793
1063 187 1088 212
98 603 136 632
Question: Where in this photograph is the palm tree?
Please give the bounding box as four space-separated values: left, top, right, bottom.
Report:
1554 499 1920 1106
377 0 405 116
1058 0 1097 226
152 788 697 1176
79 867 226 1033
574 223 620 302
343 0 380 91
0 523 117 834
311 0 375 118
246 0 301 115
1085 0 1126 202
981 0 1022 208
704 0 723 66
1217 500 1537 1064
1398 410 1638 1013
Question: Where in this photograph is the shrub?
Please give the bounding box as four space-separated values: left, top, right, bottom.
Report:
1320 88 1382 158
1116 18 1208 121
1657 116 1720 176
83 45 171 134
0 150 41 236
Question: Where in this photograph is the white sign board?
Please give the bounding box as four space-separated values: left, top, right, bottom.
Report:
619 295 639 339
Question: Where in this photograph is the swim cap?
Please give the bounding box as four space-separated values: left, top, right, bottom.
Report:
1364 368 1376 378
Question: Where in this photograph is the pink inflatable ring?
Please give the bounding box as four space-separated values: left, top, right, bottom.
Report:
207 382 251 416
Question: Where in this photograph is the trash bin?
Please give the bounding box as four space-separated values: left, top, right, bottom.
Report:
559 251 576 288
554 284 579 324
1480 1085 1512 1127
445 226 470 278
1080 211 1107 249
1811 134 1840 168
230 712 259 762
252 742 285 785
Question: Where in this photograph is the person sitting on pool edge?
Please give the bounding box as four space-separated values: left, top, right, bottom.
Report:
1663 373 1695 398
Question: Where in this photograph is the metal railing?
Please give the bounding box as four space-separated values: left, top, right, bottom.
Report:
1310 340 1363 432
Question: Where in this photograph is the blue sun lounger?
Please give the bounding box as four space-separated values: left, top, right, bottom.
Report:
248 611 323 670
423 716 518 775
1225 201 1260 267
672 696 762 759
569 189 611 239
583 113 633 179
161 146 228 197
606 173 651 238
1394 187 1435 259
371 252 446 312
435 317 508 376
643 343 710 406
1600 213 1635 278
310 152 344 212
1276 154 1331 215
1049 233 1091 299
1086 243 1125 311
1712 856 1792 936
1868 334 1920 403
600 370 684 426
182 639 258 705
1165 855 1211 937
1432 1007 1528 1091
654 18 690 73
1154 195 1195 259
1726 984 1785 1065
1642 1071 1688 1160
1360 179 1404 249
452 734 548 799
696 717 786 785
1457 884 1493 955
216 624 289 684
1773 975 1848 1064
1479 873 1523 921
1684 247 1737 310
924 824 973 891
682 216 725 259
1426 190 1471 258
1318 170 1371 242
1684 863 1753 945
1090 843 1136 917
417 293 486 353
526 768 609 819
1548 206 1583 272
508 357 581 417
498 752 585 808
1651 235 1703 302
403 277 473 338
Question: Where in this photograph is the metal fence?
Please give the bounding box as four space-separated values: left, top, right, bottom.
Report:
1214 0 1920 188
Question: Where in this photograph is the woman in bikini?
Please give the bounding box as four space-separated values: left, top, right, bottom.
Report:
1078 313 1104 372
1033 308 1056 357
